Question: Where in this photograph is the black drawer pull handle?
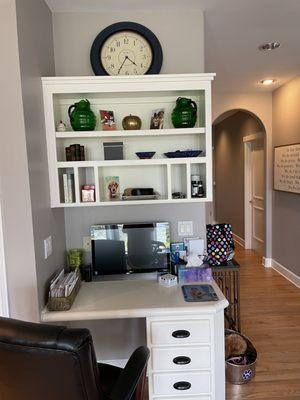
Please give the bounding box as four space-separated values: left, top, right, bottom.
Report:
173 356 191 365
173 381 191 390
172 330 190 339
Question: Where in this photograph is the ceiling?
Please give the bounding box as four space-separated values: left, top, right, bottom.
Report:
45 0 300 93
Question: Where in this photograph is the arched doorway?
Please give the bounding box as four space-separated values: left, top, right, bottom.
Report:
211 109 267 257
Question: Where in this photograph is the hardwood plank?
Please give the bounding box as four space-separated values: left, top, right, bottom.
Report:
226 245 300 400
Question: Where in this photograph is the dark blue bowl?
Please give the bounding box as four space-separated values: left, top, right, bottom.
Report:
164 150 202 158
136 152 156 159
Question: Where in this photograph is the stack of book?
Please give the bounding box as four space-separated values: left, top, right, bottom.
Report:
65 144 85 161
63 172 75 203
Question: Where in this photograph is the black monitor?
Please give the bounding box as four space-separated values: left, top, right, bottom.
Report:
91 222 170 276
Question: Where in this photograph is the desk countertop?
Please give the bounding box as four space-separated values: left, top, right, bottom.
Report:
41 279 228 323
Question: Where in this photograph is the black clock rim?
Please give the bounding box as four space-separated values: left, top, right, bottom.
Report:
90 21 163 76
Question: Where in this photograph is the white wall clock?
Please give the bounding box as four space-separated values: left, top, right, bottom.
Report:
90 22 163 76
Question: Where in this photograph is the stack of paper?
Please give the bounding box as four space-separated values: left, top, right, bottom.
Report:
49 268 79 298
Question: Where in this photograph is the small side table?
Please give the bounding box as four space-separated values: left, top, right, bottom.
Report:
211 259 241 332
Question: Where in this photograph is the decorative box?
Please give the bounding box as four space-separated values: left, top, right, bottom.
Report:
178 264 212 283
81 185 95 202
103 142 123 160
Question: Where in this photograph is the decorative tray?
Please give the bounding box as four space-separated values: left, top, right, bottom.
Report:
164 150 202 158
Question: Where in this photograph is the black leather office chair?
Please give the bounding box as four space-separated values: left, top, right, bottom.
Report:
0 317 149 400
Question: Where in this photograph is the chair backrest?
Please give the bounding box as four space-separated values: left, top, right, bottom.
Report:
0 317 102 400
110 346 150 400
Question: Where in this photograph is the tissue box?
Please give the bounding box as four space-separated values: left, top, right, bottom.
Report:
178 265 212 283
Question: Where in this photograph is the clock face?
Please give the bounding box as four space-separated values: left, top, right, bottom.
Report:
100 31 153 76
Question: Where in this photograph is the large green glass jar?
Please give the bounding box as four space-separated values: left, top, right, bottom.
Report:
68 99 96 131
171 97 198 128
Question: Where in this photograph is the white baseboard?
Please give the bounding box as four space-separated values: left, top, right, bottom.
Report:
271 259 300 288
263 257 272 268
232 233 245 248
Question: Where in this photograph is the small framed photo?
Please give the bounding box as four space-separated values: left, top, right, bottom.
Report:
150 108 164 129
104 176 120 200
100 110 116 131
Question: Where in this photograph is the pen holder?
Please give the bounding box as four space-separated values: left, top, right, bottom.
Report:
47 276 81 311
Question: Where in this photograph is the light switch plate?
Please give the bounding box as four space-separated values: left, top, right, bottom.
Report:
44 236 52 259
178 221 194 237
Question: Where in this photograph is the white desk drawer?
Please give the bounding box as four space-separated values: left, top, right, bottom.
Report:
151 346 211 371
150 319 211 345
152 371 211 396
153 397 211 400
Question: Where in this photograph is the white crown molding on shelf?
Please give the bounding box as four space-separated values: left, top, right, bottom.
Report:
56 157 207 168
42 73 216 85
56 127 205 139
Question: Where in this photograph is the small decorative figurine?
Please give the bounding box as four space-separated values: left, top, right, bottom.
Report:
122 114 142 130
57 120 67 132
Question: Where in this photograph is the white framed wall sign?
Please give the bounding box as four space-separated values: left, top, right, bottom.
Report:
274 143 300 194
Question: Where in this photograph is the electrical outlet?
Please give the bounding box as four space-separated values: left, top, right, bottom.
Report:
178 221 194 237
83 236 91 251
44 236 52 259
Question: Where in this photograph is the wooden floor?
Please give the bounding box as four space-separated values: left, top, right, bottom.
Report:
227 246 300 400
144 246 300 399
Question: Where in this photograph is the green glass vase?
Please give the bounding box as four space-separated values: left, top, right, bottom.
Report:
68 99 96 131
171 97 198 128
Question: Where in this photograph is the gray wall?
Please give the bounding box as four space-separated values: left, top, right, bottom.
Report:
213 111 263 239
52 9 204 76
272 76 300 276
0 0 39 320
65 204 206 255
15 0 67 310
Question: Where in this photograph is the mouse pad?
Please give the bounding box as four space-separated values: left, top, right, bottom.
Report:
182 284 218 302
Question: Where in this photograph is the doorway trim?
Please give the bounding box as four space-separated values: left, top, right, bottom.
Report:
243 133 263 250
0 202 9 317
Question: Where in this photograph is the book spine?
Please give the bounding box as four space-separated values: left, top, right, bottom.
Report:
65 146 71 161
75 144 81 161
80 145 85 161
67 173 74 203
63 173 69 203
70 145 76 161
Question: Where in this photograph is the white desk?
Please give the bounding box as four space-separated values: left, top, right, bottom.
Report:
42 280 228 400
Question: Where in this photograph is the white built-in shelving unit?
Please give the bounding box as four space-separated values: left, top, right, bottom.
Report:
42 74 215 207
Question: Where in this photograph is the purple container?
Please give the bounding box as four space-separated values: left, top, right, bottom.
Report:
178 266 212 283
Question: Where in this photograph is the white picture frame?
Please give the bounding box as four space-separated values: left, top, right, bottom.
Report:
274 143 300 194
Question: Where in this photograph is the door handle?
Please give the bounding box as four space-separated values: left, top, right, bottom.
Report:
173 381 191 390
172 330 190 339
173 356 191 365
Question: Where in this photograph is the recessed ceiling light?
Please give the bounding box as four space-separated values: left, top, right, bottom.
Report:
260 79 276 85
258 41 281 51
